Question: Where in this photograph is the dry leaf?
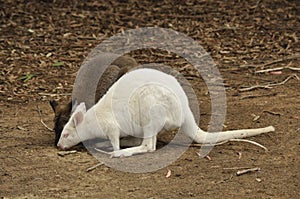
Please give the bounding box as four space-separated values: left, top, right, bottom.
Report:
166 169 171 178
270 71 282 75
237 152 242 159
205 156 212 161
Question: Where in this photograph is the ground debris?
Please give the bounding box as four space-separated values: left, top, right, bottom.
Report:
236 167 261 176
57 150 77 157
86 163 104 172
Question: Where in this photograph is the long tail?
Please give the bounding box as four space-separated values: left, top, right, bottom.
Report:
181 110 275 144
196 126 275 144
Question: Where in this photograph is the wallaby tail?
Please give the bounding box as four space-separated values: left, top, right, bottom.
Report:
181 109 275 144
196 126 275 144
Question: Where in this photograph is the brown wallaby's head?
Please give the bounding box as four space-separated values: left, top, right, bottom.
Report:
49 100 73 146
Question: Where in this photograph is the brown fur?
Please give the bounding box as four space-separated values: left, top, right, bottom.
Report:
50 56 138 146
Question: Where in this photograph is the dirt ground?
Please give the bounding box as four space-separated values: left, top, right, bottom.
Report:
1 0 299 198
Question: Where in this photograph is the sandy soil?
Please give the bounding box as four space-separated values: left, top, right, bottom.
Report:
1 0 299 198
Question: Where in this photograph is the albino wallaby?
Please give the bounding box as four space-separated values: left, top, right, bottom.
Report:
57 68 275 157
50 55 138 146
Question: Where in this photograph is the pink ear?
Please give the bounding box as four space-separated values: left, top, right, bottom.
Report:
73 111 84 126
75 102 87 113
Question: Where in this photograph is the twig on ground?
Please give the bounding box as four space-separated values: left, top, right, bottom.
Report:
240 53 300 68
192 138 268 151
239 74 299 92
239 84 273 92
254 65 300 74
252 110 281 122
240 93 276 100
228 139 268 151
57 150 77 157
236 167 260 176
86 162 104 172
36 105 54 132
262 110 282 116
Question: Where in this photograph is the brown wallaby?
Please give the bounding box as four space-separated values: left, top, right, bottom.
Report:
50 55 138 146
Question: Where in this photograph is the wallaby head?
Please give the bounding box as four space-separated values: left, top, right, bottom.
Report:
49 100 73 145
57 102 87 150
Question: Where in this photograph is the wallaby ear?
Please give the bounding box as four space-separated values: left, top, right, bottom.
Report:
71 99 78 113
73 111 84 126
77 102 87 113
50 100 59 113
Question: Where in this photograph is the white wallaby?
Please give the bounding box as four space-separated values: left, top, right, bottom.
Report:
57 68 275 157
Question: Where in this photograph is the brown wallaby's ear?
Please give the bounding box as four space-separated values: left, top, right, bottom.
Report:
50 100 59 113
70 98 78 113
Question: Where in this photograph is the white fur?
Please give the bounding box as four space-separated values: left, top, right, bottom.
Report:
57 68 275 157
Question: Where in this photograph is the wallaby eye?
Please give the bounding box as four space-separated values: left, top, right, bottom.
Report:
63 133 69 138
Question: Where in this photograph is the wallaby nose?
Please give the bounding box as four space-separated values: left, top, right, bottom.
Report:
57 143 64 150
